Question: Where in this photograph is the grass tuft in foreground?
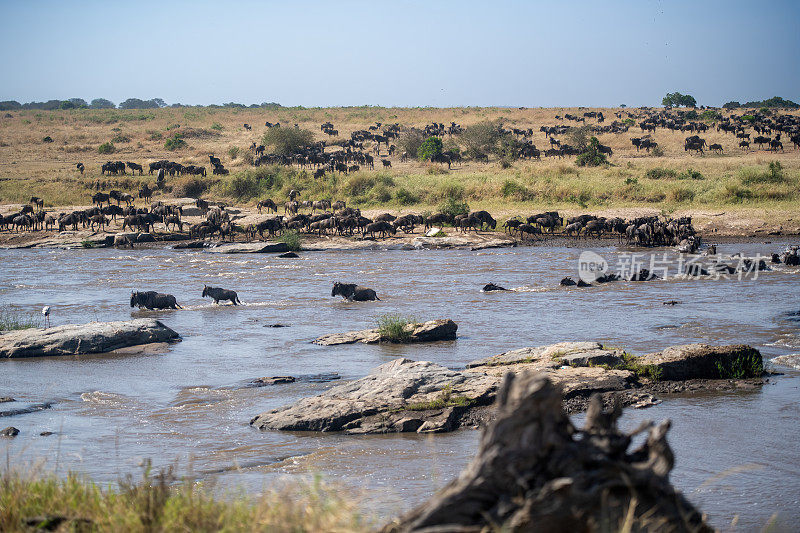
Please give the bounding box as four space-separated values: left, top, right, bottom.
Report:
0 463 368 532
0 308 40 331
405 384 474 411
376 314 415 342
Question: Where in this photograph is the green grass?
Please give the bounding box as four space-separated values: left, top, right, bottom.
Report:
0 308 40 331
405 384 474 411
0 465 368 533
715 353 763 379
277 230 302 251
376 314 414 342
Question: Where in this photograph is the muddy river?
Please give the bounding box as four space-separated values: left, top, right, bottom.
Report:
1 240 799 529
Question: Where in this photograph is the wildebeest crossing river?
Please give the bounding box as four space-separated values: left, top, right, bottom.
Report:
1 241 799 530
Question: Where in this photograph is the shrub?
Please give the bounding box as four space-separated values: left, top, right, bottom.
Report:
438 196 469 219
724 184 754 202
715 353 763 378
668 187 695 202
461 120 502 160
678 168 704 180
406 384 473 411
645 167 677 180
262 127 314 156
575 137 608 167
395 187 419 206
147 131 163 141
501 180 531 200
398 129 425 160
0 307 40 331
228 146 240 160
224 173 264 200
111 134 131 143
684 110 698 120
372 184 392 203
377 314 414 342
164 133 186 151
344 174 376 197
278 230 302 251
417 136 443 161
211 122 223 131
650 145 664 156
171 177 208 198
98 142 115 154
740 161 786 184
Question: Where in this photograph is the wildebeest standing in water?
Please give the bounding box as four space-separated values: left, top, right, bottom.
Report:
201 285 241 305
130 291 181 310
331 282 380 301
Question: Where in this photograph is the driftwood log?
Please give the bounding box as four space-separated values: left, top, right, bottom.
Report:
383 371 711 533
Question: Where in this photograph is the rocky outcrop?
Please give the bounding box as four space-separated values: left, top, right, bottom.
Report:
1 426 20 437
206 242 289 254
313 319 457 345
0 319 179 358
250 358 499 434
382 373 711 533
637 343 763 380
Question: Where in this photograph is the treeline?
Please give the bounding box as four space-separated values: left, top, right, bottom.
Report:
0 98 284 111
722 96 799 110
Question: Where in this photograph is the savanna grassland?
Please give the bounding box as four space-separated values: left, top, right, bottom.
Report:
1 105 799 234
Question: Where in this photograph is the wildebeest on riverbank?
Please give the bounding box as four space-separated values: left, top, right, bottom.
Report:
201 285 241 305
130 291 181 310
331 282 380 301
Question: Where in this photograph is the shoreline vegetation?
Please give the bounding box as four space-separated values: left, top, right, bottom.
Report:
0 465 369 532
0 107 799 235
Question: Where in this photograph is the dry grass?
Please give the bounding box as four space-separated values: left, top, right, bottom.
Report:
0 465 368 532
1 106 799 218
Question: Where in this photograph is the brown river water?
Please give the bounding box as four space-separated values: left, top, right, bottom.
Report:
1 240 799 530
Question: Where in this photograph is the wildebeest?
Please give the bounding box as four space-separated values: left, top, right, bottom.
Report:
331 282 380 301
202 285 241 305
76 162 85 174
130 291 181 310
127 162 144 175
257 199 277 214
29 196 44 210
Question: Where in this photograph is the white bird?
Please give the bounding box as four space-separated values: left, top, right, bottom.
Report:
42 306 51 328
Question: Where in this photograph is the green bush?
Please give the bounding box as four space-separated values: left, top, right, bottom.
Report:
739 161 786 184
377 314 414 342
228 145 240 160
678 168 704 180
668 187 695 202
223 173 265 200
278 230 302 251
164 134 186 151
262 127 314 156
645 167 677 180
417 136 443 161
394 187 419 205
501 180 531 200
171 177 209 198
211 122 223 131
344 174 376 196
98 142 115 154
715 353 763 378
724 184 754 203
147 131 163 141
461 120 502 160
575 137 607 167
111 134 131 143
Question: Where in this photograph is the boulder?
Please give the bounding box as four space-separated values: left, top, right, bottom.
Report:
0 319 179 358
251 376 296 386
467 341 615 370
173 241 207 249
207 242 289 254
1 426 20 437
313 319 458 345
250 358 499 434
278 251 299 258
136 232 155 243
382 373 711 533
637 344 763 380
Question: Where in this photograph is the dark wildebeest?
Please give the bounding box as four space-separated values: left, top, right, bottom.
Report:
30 196 44 210
76 162 85 174
331 282 380 301
201 285 241 305
130 291 181 310
257 199 277 214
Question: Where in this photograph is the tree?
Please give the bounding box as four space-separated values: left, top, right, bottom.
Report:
461 121 502 160
722 101 741 110
119 98 166 109
662 92 697 108
417 136 443 161
90 98 115 109
575 137 608 167
261 127 314 156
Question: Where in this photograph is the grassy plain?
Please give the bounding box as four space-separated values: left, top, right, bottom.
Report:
1 106 798 233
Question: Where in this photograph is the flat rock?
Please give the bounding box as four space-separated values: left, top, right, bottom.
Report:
314 319 458 345
251 358 500 434
467 341 615 370
206 242 289 254
637 343 763 380
0 319 179 358
251 376 296 386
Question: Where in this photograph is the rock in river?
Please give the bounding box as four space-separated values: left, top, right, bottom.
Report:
0 319 179 358
637 343 763 380
313 319 457 345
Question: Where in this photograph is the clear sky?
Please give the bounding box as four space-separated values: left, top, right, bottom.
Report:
1 0 798 107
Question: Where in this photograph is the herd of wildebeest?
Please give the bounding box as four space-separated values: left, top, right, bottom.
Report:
2 107 799 249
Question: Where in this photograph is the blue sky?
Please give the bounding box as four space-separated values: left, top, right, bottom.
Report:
1 0 798 107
